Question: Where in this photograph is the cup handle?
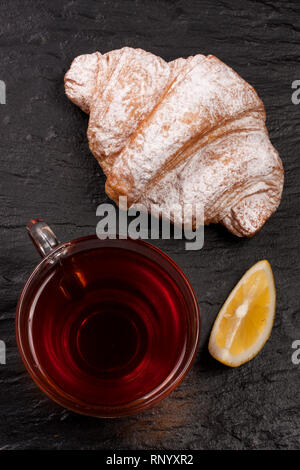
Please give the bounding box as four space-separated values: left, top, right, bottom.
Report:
26 218 60 258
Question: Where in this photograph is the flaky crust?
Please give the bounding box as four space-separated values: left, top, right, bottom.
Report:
65 47 284 237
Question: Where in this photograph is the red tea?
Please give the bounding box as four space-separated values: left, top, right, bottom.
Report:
26 241 191 407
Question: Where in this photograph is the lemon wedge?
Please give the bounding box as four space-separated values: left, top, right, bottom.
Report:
208 260 276 367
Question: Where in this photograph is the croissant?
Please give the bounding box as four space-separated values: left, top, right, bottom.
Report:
65 47 284 237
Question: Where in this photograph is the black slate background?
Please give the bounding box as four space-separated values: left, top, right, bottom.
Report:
0 0 299 450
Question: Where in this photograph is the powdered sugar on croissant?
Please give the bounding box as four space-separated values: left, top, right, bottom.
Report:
65 47 284 237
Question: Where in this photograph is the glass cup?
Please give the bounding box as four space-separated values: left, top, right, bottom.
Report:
16 219 200 417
